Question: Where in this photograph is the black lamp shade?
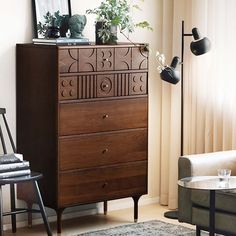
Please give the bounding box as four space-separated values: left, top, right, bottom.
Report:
160 56 180 84
190 28 211 56
160 68 180 84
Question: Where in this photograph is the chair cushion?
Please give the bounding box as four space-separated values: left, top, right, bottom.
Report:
191 189 236 214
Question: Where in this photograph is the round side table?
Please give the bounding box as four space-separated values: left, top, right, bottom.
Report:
178 176 236 236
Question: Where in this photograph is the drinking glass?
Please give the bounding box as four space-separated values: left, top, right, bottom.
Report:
218 169 231 182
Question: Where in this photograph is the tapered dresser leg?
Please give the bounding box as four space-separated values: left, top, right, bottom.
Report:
57 208 64 234
132 196 141 223
104 201 108 215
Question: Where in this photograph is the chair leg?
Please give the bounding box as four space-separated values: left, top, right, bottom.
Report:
0 186 3 236
33 180 52 236
27 202 33 228
10 184 16 233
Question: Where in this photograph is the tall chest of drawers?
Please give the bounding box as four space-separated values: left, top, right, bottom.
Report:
16 43 148 233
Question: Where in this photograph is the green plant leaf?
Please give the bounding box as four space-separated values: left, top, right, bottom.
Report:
132 4 142 10
86 0 153 42
135 21 153 31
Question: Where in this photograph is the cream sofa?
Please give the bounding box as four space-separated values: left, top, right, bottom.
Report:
178 150 236 235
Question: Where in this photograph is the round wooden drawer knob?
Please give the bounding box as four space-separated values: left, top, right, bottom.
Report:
102 182 108 188
103 114 109 119
102 84 109 89
102 148 109 154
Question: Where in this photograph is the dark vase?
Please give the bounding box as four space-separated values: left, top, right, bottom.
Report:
45 26 61 38
95 21 117 45
60 15 70 37
95 21 104 45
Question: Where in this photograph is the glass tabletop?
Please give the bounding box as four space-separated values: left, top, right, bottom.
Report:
178 176 236 190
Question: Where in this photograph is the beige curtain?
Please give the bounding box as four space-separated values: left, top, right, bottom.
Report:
159 0 181 209
160 0 236 209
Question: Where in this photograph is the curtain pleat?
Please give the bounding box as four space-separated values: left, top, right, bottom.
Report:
160 0 236 209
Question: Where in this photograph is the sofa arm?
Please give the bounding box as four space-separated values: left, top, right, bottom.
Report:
178 150 236 224
179 150 236 178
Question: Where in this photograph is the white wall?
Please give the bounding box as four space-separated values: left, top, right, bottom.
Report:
0 0 162 225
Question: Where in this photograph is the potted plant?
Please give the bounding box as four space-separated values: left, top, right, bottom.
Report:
37 11 70 38
86 0 152 44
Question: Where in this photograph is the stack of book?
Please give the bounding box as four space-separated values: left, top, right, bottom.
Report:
0 153 30 179
32 37 91 46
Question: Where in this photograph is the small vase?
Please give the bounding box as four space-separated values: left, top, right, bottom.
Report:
46 26 61 38
95 21 117 45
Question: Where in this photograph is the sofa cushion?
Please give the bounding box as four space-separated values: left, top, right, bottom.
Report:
191 189 236 214
192 207 236 235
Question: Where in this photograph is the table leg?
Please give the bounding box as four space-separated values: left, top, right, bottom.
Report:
196 225 201 236
209 190 215 236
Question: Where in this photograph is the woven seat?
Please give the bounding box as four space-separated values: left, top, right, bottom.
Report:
0 108 52 236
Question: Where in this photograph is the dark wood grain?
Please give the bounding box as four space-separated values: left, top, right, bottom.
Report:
59 97 148 135
58 161 147 206
16 43 149 233
59 128 147 170
16 44 58 208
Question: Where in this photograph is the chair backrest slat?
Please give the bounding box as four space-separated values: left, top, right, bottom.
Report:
0 125 7 154
0 108 16 154
2 114 16 152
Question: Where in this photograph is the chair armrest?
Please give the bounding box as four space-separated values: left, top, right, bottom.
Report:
178 150 236 224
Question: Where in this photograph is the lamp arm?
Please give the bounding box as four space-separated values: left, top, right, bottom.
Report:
183 33 192 37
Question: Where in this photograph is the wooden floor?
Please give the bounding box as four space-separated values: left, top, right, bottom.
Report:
4 204 194 236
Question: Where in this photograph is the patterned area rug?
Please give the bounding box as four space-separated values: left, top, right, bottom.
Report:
76 220 206 236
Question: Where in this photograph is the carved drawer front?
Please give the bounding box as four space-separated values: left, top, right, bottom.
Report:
97 74 115 97
58 161 147 206
77 74 115 99
130 73 147 95
59 77 77 100
78 48 96 72
97 48 114 71
59 97 148 135
59 129 147 171
132 47 148 70
59 49 78 73
115 47 131 70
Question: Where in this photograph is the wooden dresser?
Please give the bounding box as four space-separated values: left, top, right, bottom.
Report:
16 43 148 233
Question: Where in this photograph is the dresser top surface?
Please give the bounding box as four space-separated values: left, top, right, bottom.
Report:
16 42 149 49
